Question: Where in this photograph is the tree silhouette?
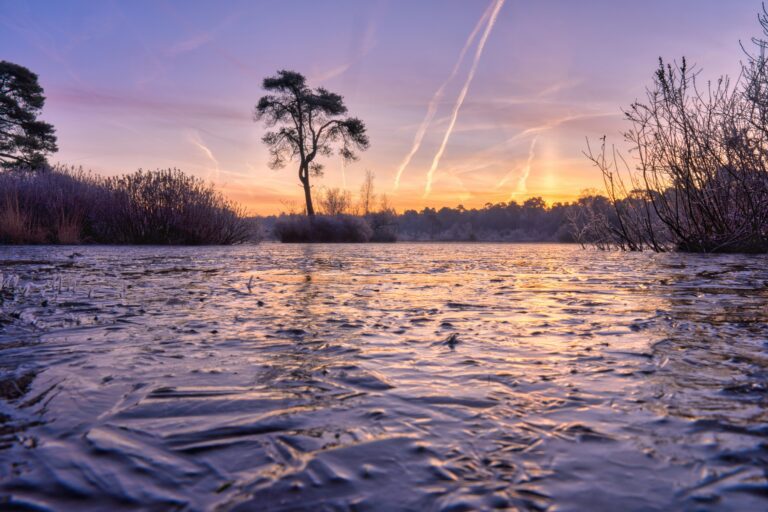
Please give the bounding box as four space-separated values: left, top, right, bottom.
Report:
254 70 369 216
0 61 57 168
359 169 376 215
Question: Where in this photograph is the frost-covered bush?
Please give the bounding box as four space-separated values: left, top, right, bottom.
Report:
0 166 253 245
274 214 373 243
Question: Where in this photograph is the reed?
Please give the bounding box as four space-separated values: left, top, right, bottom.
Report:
0 166 255 245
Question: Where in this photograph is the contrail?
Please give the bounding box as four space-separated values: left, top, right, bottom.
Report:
424 0 505 197
494 165 519 190
392 0 495 190
509 135 538 200
189 131 220 181
313 19 376 83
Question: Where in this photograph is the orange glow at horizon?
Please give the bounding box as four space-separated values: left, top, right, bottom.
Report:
219 161 598 216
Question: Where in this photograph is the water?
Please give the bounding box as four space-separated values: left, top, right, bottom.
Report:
0 243 766 511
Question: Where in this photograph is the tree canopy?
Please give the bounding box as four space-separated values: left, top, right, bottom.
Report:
254 70 368 216
0 61 57 168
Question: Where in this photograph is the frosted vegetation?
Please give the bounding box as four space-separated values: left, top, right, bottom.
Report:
576 10 768 253
0 167 254 245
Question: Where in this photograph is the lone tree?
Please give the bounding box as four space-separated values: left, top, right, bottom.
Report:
255 70 369 216
0 61 57 168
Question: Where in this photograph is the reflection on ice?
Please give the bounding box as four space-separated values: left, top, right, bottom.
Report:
0 244 766 510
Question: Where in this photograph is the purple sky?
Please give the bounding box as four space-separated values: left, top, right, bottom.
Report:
1 0 764 213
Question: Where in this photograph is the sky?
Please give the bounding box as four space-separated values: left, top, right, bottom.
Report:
1 0 765 214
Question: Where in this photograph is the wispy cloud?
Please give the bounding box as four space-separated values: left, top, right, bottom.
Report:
393 0 494 190
424 0 505 197
158 3 261 80
50 87 249 122
534 78 584 99
163 10 240 58
165 32 216 57
0 12 94 85
467 110 616 165
499 111 617 152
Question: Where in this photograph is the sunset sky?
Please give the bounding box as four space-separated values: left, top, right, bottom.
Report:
1 0 763 214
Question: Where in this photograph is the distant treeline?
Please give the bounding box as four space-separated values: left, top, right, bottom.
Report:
258 194 617 243
0 167 255 245
397 198 579 242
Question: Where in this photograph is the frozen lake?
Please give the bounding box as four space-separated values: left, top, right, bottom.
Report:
0 243 766 511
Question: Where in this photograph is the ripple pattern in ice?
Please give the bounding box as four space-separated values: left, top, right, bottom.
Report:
0 244 766 511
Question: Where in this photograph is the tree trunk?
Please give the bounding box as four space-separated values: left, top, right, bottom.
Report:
303 179 315 216
300 163 315 216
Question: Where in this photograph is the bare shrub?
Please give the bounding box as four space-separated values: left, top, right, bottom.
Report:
317 187 354 216
565 191 619 249
585 12 768 253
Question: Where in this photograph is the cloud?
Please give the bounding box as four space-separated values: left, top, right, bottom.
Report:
163 9 240 58
165 32 215 57
150 3 262 85
534 78 584 99
49 87 249 122
0 13 87 84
